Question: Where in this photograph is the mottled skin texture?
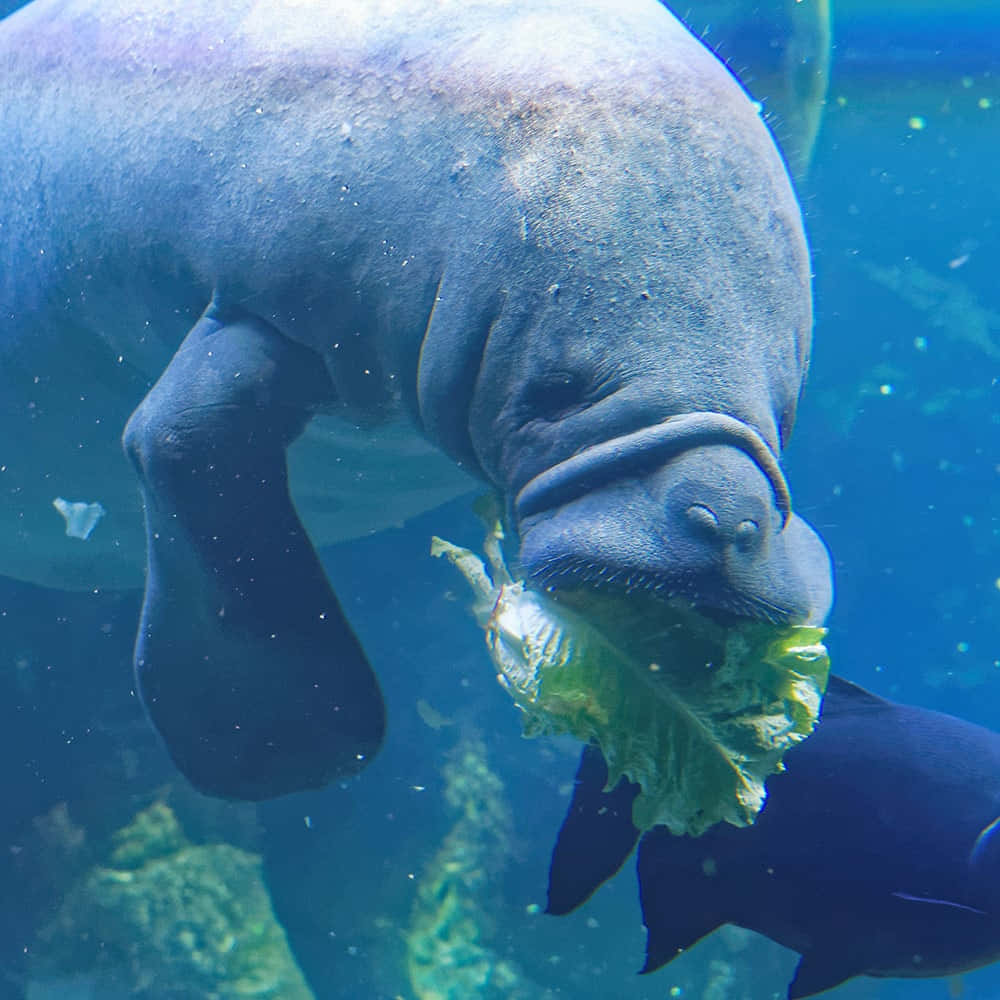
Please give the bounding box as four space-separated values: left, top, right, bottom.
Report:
549 678 1000 998
0 0 831 798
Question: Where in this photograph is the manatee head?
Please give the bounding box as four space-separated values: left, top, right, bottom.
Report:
481 194 832 626
466 296 833 627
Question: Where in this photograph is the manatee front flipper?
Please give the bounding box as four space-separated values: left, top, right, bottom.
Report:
123 305 384 800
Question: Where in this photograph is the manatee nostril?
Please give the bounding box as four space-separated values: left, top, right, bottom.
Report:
685 503 720 537
733 518 761 552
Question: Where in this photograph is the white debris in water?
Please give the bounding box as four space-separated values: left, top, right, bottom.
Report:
52 497 105 540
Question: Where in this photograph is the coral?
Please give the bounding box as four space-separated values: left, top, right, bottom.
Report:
406 739 548 1000
32 803 313 1000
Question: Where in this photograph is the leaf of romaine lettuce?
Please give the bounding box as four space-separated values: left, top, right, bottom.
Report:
432 523 829 837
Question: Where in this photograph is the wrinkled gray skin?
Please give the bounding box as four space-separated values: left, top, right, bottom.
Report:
0 0 832 800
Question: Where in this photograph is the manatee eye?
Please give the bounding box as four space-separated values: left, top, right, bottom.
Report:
521 371 586 421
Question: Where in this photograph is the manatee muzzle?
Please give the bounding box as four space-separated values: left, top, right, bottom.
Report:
512 412 830 625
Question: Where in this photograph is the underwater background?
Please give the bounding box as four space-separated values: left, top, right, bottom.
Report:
1 0 998 997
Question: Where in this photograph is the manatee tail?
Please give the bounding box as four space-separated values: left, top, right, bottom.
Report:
546 744 640 915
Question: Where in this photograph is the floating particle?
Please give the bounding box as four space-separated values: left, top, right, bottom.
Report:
52 497 105 539
908 115 926 130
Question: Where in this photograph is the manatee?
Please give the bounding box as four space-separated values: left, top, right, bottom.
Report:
0 0 832 800
548 677 1000 998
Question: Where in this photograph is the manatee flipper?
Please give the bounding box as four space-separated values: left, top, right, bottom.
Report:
123 305 385 800
547 744 640 915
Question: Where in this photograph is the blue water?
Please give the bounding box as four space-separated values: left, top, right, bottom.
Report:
2 3 999 999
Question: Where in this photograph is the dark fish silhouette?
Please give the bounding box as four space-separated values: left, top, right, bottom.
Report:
548 676 1000 998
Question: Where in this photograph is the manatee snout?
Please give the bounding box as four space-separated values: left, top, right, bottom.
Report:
514 418 832 626
653 446 779 564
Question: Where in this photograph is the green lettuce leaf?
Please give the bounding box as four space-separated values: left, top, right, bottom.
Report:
432 521 829 837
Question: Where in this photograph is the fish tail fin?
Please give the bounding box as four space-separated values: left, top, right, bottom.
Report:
787 952 859 999
638 825 728 973
547 743 640 915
